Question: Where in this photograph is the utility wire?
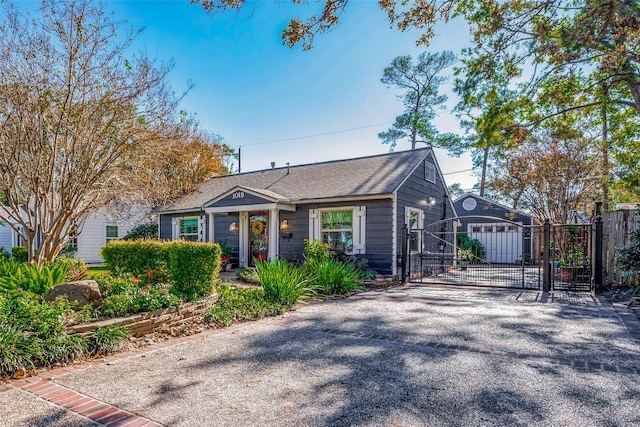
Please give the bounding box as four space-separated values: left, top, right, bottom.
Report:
442 168 474 175
239 122 393 147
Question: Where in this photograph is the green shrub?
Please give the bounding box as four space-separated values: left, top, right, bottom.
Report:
619 228 640 273
11 246 27 263
204 285 285 327
305 258 363 295
255 259 308 307
168 241 220 300
456 233 486 264
87 325 131 356
101 239 169 276
0 292 86 377
101 240 222 300
58 244 78 258
0 261 71 296
0 247 10 261
618 227 640 291
304 239 334 262
123 221 158 240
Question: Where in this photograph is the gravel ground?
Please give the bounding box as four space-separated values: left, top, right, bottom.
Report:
2 284 639 426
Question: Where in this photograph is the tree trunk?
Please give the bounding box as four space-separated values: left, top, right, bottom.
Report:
479 145 489 197
601 85 610 211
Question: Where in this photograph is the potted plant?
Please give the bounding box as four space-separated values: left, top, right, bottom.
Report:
218 239 233 271
458 248 473 270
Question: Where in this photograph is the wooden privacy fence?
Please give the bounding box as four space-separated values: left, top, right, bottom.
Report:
602 209 640 285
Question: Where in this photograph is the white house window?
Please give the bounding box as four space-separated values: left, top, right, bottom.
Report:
106 225 118 243
67 226 79 249
309 207 365 255
321 210 353 253
407 208 423 252
424 161 436 183
179 218 199 241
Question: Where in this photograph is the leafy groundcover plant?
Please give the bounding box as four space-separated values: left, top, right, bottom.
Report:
204 285 285 327
0 291 136 378
97 274 182 318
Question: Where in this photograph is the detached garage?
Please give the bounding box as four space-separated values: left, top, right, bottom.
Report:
453 194 535 265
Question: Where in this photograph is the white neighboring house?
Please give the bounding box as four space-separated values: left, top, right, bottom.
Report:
0 206 143 264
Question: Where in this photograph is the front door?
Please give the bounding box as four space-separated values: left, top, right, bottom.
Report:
248 211 268 266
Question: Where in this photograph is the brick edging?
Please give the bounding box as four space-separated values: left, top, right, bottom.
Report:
10 377 162 426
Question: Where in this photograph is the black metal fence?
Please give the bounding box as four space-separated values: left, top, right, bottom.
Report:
402 215 603 292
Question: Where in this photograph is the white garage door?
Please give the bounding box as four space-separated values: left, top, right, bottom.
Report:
468 222 523 264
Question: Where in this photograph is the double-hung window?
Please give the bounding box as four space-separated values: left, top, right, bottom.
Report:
309 207 366 255
179 218 199 241
106 226 119 243
321 210 353 253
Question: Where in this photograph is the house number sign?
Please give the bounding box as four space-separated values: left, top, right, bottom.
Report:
232 191 245 200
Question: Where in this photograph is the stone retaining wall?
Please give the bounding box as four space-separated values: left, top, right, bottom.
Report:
68 296 218 338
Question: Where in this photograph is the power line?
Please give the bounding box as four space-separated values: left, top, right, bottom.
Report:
442 168 474 175
239 122 393 147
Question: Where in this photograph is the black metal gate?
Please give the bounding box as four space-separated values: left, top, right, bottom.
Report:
549 223 593 291
401 216 599 292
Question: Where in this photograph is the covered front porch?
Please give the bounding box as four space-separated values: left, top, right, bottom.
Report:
204 186 296 268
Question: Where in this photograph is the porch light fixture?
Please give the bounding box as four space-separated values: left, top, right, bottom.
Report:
438 242 445 252
229 222 239 232
279 219 292 239
419 197 436 206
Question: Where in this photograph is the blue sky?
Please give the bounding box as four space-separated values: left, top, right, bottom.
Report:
106 1 477 189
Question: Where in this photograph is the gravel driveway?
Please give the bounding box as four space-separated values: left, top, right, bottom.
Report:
2 284 639 426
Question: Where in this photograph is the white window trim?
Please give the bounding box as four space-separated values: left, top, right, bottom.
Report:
105 225 119 244
309 206 366 255
172 216 204 241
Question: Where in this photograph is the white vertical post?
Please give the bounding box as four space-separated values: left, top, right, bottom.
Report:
268 210 279 261
453 220 458 269
208 213 215 243
239 212 248 267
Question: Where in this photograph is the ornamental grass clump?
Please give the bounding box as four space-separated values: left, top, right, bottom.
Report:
305 258 363 295
255 259 309 307
87 325 131 356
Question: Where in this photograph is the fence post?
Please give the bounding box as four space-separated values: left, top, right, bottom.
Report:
401 224 408 284
543 218 550 292
594 215 603 294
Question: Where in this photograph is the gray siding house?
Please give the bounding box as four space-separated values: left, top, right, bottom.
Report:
155 149 454 275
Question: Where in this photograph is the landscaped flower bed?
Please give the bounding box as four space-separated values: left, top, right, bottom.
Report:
0 238 396 381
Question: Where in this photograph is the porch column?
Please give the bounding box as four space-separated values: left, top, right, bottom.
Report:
239 212 248 267
208 213 215 243
268 209 279 262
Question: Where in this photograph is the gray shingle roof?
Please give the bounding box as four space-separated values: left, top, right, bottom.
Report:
156 148 431 213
